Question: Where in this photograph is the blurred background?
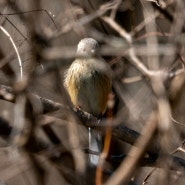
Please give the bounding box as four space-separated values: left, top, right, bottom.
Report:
0 0 184 185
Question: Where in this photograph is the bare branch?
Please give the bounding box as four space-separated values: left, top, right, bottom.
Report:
0 25 23 79
104 112 158 185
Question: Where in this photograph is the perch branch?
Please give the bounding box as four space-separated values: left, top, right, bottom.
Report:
0 84 158 154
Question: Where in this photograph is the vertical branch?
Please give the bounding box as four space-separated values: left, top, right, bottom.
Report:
8 93 26 146
140 0 160 70
170 0 185 35
139 1 172 132
101 6 173 185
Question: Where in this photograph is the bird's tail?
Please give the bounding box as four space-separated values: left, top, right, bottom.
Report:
88 127 102 166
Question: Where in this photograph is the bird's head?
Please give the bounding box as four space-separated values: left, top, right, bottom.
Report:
77 38 99 56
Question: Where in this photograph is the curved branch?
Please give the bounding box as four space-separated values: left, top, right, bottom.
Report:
0 25 23 79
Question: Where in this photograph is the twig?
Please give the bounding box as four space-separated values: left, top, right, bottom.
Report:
170 0 185 34
1 85 185 174
151 1 174 23
0 25 23 79
145 0 162 6
101 6 173 169
101 16 132 43
171 140 185 155
9 94 26 146
142 168 157 185
122 76 143 83
42 43 175 61
169 114 185 127
140 0 160 70
1 9 58 30
52 1 117 39
110 0 122 19
104 112 158 185
0 15 31 45
101 16 152 77
0 85 15 102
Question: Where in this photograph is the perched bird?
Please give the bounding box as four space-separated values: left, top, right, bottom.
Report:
64 38 112 165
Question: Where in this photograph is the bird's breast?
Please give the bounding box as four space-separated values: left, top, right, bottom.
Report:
64 58 112 116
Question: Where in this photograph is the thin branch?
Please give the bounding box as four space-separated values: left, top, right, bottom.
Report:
1 15 31 45
101 16 152 77
171 140 185 155
104 112 158 185
140 0 160 70
1 9 58 29
110 0 122 20
169 114 185 127
142 168 157 185
51 1 117 39
122 76 143 83
0 25 23 79
101 16 132 43
9 94 26 147
131 11 159 36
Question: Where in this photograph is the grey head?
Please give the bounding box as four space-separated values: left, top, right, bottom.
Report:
77 38 99 56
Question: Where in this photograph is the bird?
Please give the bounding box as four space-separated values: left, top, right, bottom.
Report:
64 38 112 165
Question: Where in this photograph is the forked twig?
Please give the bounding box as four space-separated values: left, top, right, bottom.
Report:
101 16 152 77
171 140 185 155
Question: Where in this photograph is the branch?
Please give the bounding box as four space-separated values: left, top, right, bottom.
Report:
101 16 152 78
0 25 23 80
104 112 158 185
0 85 160 154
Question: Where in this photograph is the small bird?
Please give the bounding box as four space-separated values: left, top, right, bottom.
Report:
64 38 112 165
